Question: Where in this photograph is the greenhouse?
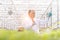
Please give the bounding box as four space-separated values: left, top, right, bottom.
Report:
0 0 60 40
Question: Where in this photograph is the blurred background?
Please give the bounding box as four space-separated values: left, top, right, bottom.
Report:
0 0 60 30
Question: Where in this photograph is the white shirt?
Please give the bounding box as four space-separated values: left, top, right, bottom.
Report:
22 16 48 33
22 16 40 33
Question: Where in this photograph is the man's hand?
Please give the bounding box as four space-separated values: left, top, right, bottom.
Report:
18 27 24 31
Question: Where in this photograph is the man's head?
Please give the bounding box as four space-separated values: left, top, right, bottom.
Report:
28 10 35 18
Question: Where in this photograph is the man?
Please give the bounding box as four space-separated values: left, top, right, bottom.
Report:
20 10 40 33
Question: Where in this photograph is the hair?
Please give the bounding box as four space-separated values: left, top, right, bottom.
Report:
28 10 31 13
28 10 35 14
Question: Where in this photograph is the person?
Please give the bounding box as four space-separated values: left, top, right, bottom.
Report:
20 10 40 33
18 10 48 33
